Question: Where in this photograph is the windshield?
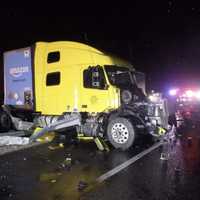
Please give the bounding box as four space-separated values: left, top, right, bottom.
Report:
104 65 134 87
133 71 146 95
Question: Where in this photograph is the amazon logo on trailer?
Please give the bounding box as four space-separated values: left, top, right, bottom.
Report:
9 66 29 78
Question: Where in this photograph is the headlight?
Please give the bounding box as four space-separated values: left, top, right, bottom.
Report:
121 90 132 104
149 95 159 102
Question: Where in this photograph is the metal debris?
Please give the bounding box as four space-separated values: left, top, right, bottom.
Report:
160 125 176 160
94 137 110 152
48 143 64 150
63 157 72 166
77 180 88 191
59 154 72 171
160 153 170 161
34 129 56 143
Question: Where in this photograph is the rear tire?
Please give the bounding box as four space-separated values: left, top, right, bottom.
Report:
0 111 11 132
107 117 135 150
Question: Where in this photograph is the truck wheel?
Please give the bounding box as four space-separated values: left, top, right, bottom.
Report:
107 117 135 150
0 111 11 132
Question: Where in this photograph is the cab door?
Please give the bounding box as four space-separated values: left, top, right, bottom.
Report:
41 50 64 115
81 66 112 113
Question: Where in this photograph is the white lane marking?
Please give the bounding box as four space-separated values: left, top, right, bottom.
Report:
96 141 163 183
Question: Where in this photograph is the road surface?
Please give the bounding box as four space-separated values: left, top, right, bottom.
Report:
0 127 200 200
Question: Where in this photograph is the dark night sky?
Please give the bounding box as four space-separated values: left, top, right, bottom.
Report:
1 1 200 93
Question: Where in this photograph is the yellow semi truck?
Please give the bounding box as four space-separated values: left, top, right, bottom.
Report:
3 41 169 150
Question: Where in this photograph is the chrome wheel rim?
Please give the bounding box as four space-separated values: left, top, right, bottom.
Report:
111 123 129 144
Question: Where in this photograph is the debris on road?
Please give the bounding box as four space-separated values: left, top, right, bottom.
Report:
64 156 72 166
51 179 57 183
0 136 29 146
187 136 192 146
60 155 72 170
34 128 56 143
160 152 169 160
160 125 176 161
40 172 62 182
48 143 64 150
94 137 110 152
77 180 88 191
187 137 192 145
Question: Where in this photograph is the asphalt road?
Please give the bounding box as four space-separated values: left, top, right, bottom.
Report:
0 127 200 200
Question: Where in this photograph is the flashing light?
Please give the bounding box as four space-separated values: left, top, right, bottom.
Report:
169 89 178 96
185 90 194 98
170 88 200 102
195 91 200 99
149 93 160 102
149 95 156 102
182 98 186 102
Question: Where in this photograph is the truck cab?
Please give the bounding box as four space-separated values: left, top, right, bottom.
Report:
3 41 169 150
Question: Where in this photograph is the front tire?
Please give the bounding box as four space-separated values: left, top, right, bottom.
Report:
107 117 135 150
